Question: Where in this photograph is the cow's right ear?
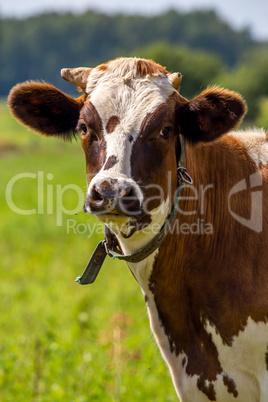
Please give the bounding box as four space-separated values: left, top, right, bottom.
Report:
8 81 85 140
176 87 247 144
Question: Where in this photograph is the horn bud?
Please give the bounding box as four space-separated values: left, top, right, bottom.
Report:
61 67 92 89
168 72 182 90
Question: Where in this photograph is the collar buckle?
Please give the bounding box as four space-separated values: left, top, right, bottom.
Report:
177 166 193 185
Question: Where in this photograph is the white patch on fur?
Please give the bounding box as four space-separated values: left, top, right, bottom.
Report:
144 294 223 402
85 58 175 199
231 128 268 168
142 305 268 401
203 318 268 401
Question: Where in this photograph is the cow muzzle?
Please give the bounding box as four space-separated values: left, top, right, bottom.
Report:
85 179 143 216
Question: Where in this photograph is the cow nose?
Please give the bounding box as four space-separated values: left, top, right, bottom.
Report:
86 179 142 215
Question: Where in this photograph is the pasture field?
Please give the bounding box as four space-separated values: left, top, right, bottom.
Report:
0 100 176 401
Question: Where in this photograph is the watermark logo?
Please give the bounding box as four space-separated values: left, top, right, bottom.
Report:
5 171 85 226
5 170 264 235
228 172 263 233
67 219 104 238
66 217 213 238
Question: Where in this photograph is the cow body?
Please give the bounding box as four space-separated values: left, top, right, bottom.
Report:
113 128 268 401
8 58 268 401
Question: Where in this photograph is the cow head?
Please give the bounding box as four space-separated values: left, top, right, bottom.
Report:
8 58 246 239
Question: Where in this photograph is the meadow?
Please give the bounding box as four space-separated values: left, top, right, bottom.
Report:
0 100 177 401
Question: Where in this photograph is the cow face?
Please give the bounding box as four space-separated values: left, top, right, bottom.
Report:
8 58 247 237
76 65 182 235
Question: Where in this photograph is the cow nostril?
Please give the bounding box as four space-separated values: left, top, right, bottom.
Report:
88 181 141 215
121 186 135 199
120 185 141 213
91 186 104 202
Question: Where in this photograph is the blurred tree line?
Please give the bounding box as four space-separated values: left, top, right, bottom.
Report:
1 9 268 125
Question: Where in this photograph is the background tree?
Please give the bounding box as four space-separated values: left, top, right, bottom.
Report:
217 46 268 122
1 9 267 124
131 42 223 99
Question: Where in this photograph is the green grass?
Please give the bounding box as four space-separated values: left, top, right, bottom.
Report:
0 100 177 401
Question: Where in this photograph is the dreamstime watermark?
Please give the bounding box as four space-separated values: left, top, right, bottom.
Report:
5 170 264 234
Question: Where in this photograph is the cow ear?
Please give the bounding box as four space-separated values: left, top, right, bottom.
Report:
177 87 247 143
8 81 85 140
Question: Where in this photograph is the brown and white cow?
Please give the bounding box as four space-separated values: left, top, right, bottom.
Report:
9 58 268 401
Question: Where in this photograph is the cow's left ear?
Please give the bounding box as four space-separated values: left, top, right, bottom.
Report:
176 87 247 143
8 81 85 140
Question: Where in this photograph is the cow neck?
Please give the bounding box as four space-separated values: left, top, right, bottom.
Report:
76 135 192 285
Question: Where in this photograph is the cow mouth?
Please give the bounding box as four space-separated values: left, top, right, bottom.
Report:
94 207 146 222
84 198 144 218
92 207 152 238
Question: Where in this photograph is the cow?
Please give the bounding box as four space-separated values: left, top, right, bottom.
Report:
8 57 268 401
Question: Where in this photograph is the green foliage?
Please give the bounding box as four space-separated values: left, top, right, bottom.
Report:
0 103 176 401
217 46 268 120
131 42 223 98
1 9 253 96
257 98 268 129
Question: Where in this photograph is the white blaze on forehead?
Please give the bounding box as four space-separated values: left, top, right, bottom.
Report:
89 77 175 133
87 66 176 178
85 59 176 216
86 69 176 200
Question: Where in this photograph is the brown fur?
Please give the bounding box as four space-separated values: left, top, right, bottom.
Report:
136 59 168 77
131 100 178 213
8 58 256 401
103 155 118 170
8 81 85 139
177 87 247 143
97 63 108 71
149 136 268 397
106 115 120 133
139 103 171 139
80 101 106 182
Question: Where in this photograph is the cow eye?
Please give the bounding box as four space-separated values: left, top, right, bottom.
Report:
160 126 172 139
80 123 87 134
